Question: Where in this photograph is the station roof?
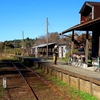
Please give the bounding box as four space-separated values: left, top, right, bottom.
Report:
32 42 57 48
60 17 100 35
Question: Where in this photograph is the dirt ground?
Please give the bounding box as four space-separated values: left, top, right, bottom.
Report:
0 55 66 100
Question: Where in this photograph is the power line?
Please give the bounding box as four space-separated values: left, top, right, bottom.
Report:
48 22 55 32
33 21 45 34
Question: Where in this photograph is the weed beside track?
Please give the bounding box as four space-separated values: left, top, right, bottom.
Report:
33 67 98 100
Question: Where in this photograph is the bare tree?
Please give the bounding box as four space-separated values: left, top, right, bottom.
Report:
48 32 60 43
34 32 60 46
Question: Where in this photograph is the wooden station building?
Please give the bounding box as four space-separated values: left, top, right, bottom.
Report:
32 42 57 58
60 1 100 64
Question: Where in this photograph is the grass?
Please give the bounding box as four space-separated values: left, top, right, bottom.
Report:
50 77 98 100
0 85 4 98
34 68 99 100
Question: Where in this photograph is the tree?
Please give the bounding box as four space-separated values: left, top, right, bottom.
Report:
25 37 35 56
0 42 5 52
76 33 92 46
48 32 60 43
34 32 60 46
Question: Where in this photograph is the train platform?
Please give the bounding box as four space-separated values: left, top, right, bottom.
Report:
46 59 100 80
15 55 100 79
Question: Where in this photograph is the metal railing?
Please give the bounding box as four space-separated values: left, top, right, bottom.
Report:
68 54 86 68
92 57 100 71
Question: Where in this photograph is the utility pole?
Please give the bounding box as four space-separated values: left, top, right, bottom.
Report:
46 18 48 59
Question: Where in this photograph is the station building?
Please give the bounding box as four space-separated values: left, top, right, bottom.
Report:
60 1 100 64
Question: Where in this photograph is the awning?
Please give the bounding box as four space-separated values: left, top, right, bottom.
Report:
60 17 100 35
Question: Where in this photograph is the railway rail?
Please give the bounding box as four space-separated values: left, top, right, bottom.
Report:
0 60 69 100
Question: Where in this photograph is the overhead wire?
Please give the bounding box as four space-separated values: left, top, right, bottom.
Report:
48 22 55 33
33 21 45 35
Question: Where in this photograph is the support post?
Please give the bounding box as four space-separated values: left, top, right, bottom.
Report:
71 31 74 55
3 77 6 88
98 36 100 56
85 31 89 64
46 18 48 59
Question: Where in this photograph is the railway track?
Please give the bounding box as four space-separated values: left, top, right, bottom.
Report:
0 60 69 100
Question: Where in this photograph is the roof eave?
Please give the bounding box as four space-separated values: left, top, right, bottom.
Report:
79 2 93 14
60 17 100 35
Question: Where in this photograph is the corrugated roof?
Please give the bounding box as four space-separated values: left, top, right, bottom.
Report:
32 42 57 48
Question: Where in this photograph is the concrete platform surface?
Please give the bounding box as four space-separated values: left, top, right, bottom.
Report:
46 60 100 80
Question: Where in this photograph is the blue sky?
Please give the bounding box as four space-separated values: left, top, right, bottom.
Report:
0 0 100 42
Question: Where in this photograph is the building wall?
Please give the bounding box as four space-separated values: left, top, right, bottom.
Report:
59 45 66 58
94 6 100 19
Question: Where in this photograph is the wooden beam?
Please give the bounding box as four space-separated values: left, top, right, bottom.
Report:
85 31 89 64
